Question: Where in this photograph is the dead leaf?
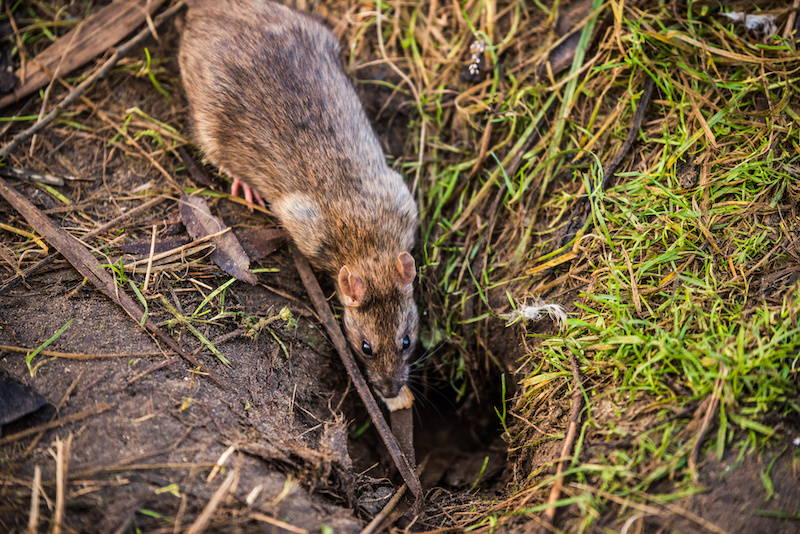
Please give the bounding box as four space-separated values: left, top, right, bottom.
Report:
180 193 257 284
235 228 288 261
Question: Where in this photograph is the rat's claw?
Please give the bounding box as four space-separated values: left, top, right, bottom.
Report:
231 177 243 199
253 189 266 208
243 183 254 208
230 178 263 212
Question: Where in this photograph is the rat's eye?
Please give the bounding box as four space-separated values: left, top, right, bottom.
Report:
402 335 411 351
361 341 373 357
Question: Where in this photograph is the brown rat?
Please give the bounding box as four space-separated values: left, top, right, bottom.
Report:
179 0 419 401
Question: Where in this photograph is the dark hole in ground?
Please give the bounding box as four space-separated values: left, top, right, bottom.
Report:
347 356 511 498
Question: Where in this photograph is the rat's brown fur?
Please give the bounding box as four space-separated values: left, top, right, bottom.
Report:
179 0 419 398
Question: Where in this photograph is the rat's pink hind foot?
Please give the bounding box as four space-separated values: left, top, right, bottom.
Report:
231 178 266 211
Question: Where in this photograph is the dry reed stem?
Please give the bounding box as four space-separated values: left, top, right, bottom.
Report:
27 465 41 534
51 433 72 534
539 355 583 533
185 470 236 534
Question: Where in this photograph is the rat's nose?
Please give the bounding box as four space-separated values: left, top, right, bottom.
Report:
381 380 402 400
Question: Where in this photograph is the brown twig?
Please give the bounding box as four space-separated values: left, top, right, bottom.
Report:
540 355 584 532
560 75 656 247
291 248 422 501
360 453 431 534
249 513 309 534
360 484 408 534
0 404 113 446
0 1 185 159
0 344 165 360
185 470 236 534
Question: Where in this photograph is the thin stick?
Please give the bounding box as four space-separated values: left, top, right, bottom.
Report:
185 470 236 534
206 444 236 483
30 16 83 156
360 484 408 534
143 224 157 293
291 249 422 500
0 1 185 159
560 75 655 247
539 355 583 533
52 434 72 534
0 344 164 359
0 404 113 446
249 513 309 534
784 0 800 40
28 465 41 534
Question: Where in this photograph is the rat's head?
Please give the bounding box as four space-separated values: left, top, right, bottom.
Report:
337 252 418 400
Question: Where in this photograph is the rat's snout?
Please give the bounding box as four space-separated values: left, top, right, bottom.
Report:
379 379 403 400
365 363 406 400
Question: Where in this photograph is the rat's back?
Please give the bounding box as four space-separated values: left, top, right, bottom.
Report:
180 0 416 273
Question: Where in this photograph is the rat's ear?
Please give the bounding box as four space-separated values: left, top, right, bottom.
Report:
395 252 416 288
338 265 365 306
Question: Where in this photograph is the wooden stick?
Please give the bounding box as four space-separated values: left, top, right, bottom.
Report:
360 484 408 534
291 249 422 501
185 471 236 534
539 355 584 533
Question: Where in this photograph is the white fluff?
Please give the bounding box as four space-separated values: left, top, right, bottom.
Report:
722 12 777 38
502 299 567 330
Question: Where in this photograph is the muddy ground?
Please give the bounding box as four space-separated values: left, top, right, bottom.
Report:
1 1 799 533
